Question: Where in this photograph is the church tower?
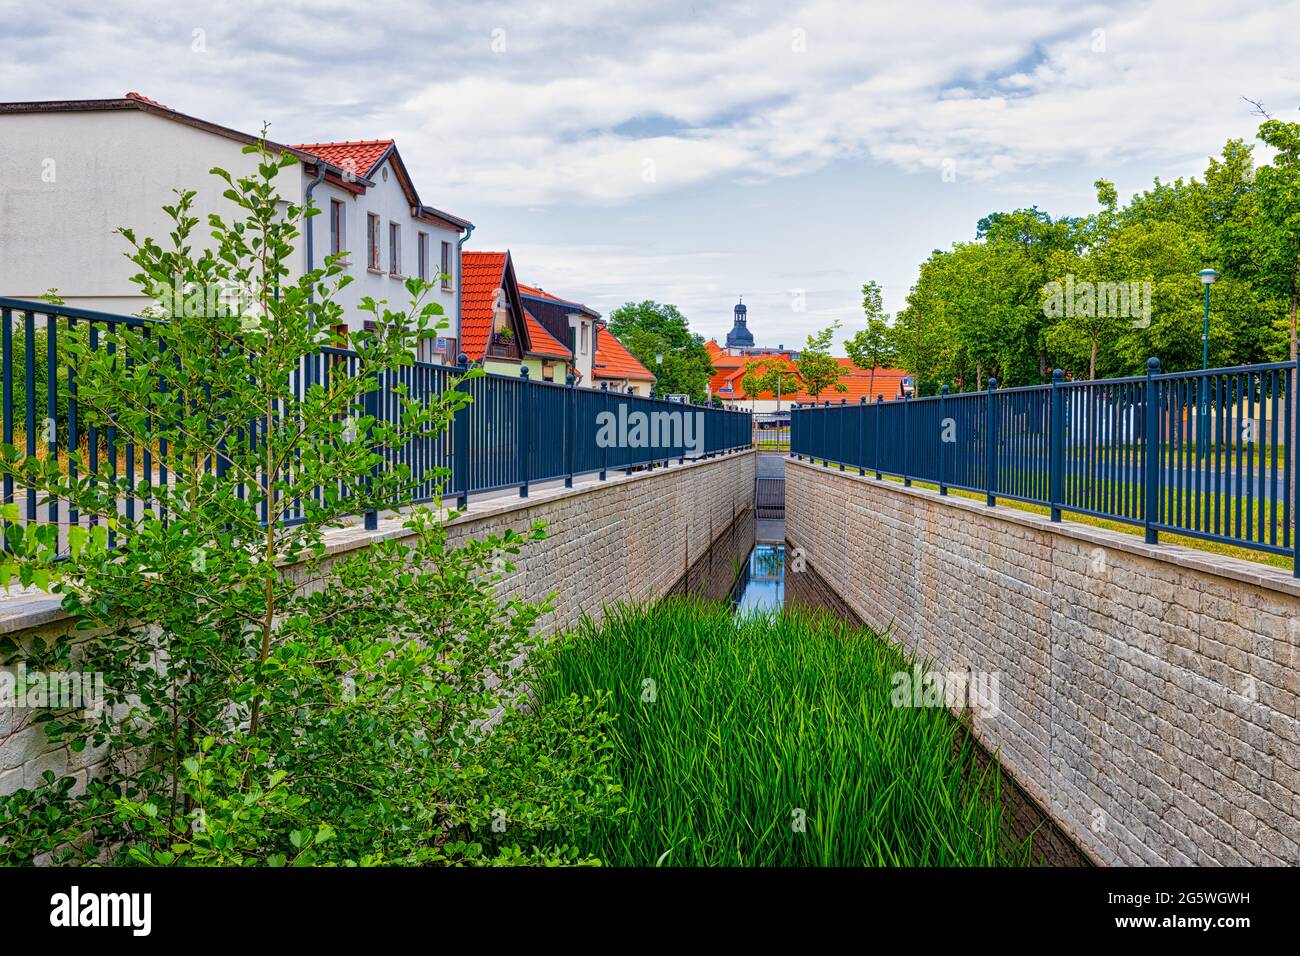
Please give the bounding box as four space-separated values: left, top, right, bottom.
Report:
724 297 754 352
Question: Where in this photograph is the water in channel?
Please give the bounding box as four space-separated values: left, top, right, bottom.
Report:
731 543 785 615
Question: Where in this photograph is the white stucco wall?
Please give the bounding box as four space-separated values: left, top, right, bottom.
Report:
0 109 302 313
305 158 461 343
0 109 462 345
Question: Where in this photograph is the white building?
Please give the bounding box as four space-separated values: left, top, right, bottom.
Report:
0 93 471 356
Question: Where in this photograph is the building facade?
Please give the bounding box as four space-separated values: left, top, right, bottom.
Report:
0 94 470 350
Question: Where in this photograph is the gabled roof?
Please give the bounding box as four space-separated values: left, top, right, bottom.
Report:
292 139 394 178
518 283 601 319
292 138 470 231
460 251 510 362
524 311 571 360
594 324 656 383
0 92 348 174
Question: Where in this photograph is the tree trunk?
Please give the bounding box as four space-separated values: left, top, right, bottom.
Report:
1089 333 1098 382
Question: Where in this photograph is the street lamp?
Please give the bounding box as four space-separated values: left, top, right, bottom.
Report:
1197 268 1220 456
655 351 664 398
1197 268 1219 370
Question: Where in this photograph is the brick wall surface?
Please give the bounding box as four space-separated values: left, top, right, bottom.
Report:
0 451 756 800
786 457 1300 866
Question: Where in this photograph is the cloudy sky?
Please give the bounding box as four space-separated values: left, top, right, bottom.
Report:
3 0 1295 346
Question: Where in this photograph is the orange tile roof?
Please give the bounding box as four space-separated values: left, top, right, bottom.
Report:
713 356 911 404
594 325 655 382
460 251 509 362
524 310 571 360
292 139 394 177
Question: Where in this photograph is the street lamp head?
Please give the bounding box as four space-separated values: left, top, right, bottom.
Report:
1198 268 1220 285
655 352 664 366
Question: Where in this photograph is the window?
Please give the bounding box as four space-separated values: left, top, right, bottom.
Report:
542 362 555 382
329 200 346 257
417 232 429 281
388 222 402 276
580 323 589 354
367 214 381 271
441 241 452 290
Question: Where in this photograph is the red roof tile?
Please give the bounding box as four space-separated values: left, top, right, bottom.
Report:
524 310 571 360
594 325 655 382
713 354 911 404
292 139 394 178
125 91 173 110
460 251 509 362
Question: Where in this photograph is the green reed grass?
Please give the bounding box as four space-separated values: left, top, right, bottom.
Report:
535 600 1032 866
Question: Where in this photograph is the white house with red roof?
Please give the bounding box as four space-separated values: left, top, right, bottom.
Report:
0 93 470 354
291 138 470 358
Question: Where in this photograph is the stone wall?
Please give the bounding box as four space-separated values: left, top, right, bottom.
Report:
0 451 756 798
786 457 1300 866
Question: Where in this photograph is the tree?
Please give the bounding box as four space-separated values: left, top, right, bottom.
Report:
607 300 715 401
796 323 846 402
759 361 801 413
739 360 767 412
0 140 618 866
845 280 897 398
737 359 800 412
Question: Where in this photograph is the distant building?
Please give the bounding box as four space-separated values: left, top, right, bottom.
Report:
724 299 755 351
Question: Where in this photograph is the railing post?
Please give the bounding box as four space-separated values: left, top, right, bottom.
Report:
626 386 635 475
939 385 949 496
565 371 576 488
822 401 830 468
902 392 911 487
1293 359 1299 578
1050 369 1064 521
985 377 998 507
789 402 797 458
455 352 469 510
839 398 847 471
599 382 609 480
874 395 883 480
518 364 531 497
1144 357 1160 544
858 396 866 476
363 367 380 531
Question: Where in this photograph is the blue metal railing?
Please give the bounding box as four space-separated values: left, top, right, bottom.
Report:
0 298 751 549
791 358 1299 575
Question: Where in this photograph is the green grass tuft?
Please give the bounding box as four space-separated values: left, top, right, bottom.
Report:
535 600 1032 866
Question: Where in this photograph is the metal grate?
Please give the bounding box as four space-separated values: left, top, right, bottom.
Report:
755 476 785 518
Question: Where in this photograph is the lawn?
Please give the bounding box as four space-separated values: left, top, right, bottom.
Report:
535 600 1032 866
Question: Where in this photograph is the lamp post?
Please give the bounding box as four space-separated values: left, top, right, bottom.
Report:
654 351 664 399
1197 268 1219 455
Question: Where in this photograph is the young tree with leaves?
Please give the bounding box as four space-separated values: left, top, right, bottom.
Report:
845 280 898 398
796 323 847 402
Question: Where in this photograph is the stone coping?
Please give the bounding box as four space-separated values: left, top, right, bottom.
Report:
0 449 755 636
787 456 1300 600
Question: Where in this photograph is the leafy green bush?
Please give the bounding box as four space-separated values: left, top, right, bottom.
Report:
535 600 1031 866
0 141 619 866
